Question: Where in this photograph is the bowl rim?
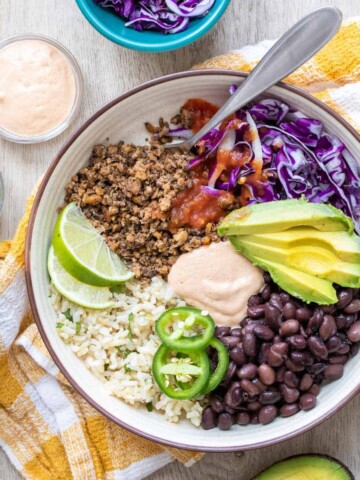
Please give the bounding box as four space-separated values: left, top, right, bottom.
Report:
75 0 231 52
26 69 360 452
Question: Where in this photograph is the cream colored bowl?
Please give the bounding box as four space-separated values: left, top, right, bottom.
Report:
26 71 360 451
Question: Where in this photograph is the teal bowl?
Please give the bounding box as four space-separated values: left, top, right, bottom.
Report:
75 0 231 52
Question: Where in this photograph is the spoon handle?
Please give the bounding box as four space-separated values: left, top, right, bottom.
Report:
187 7 342 148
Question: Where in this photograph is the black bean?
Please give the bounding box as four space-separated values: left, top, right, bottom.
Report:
250 413 259 424
215 326 231 338
240 379 260 396
279 319 300 337
210 397 224 414
201 407 217 430
299 373 314 392
270 297 283 311
337 344 351 355
264 304 281 331
296 307 312 321
307 336 328 359
280 384 300 404
276 366 286 383
286 335 307 350
307 362 326 375
273 335 282 343
236 412 250 425
237 363 258 379
267 347 283 367
261 284 272 301
272 342 289 357
308 384 321 396
248 295 262 306
258 342 271 364
279 403 300 417
263 272 271 283
224 405 237 415
242 333 258 357
319 315 337 341
231 327 242 337
258 364 276 385
285 358 305 372
325 335 342 353
336 314 347 330
299 393 317 410
350 343 359 357
230 345 247 366
247 305 265 318
324 364 344 380
336 289 353 309
345 314 357 329
344 300 360 314
283 302 296 320
259 405 277 425
247 401 261 412
221 361 237 386
218 412 234 430
347 321 360 342
221 336 240 349
284 370 299 388
252 378 267 393
291 351 313 367
306 310 323 335
280 292 290 304
314 373 325 384
322 304 336 314
253 324 275 341
259 391 281 405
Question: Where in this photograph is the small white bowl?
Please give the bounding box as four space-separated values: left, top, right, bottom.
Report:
26 71 360 451
0 34 83 144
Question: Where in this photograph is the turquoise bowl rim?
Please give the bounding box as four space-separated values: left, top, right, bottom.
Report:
75 0 231 52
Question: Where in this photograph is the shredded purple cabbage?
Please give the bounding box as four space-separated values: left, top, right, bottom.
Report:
171 91 360 232
94 0 215 34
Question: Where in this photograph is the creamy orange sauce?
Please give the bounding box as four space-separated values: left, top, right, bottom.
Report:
0 40 76 136
168 241 264 326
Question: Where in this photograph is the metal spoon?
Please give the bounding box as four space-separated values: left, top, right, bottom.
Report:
164 6 342 152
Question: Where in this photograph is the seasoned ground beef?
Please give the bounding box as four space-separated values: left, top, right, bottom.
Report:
64 141 234 280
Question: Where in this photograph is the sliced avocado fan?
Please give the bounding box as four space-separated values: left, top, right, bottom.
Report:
253 454 354 480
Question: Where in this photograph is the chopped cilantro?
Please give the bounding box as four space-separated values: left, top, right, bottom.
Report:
115 346 132 357
75 321 81 335
146 402 153 412
124 365 132 373
63 309 73 322
104 363 110 371
56 322 64 329
110 284 126 294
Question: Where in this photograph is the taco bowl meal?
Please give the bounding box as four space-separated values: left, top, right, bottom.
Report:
26 71 360 451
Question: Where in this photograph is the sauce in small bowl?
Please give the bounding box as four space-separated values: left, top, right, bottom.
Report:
0 35 83 144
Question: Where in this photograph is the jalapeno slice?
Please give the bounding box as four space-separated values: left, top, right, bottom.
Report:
202 337 229 394
155 307 215 351
152 344 210 400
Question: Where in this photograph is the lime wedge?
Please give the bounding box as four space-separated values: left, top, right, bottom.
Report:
48 246 115 309
52 203 133 287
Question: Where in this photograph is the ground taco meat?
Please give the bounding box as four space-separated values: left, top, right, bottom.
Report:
64 141 237 280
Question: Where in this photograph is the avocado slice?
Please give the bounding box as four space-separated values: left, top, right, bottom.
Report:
232 238 360 288
253 454 354 480
218 199 353 237
229 239 337 304
242 228 360 263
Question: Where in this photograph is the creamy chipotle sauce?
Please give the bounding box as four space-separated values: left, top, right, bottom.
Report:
0 40 76 137
168 241 264 326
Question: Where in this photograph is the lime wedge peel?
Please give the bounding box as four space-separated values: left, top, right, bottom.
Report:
48 246 115 310
52 203 134 287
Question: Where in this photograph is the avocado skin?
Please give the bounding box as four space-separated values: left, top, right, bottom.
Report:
230 238 337 305
233 238 360 288
252 454 354 480
218 199 354 237
238 228 360 263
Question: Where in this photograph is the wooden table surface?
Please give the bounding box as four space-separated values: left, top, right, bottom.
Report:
1 0 360 478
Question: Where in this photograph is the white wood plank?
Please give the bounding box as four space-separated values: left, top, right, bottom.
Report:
1 0 360 479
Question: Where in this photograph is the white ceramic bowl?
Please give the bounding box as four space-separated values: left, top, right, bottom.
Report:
26 71 360 452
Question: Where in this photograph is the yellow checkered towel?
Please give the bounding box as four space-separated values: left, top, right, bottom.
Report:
1 17 360 480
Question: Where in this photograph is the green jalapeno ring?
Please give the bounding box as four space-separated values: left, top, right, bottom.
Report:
155 306 215 351
202 337 230 394
152 344 210 400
